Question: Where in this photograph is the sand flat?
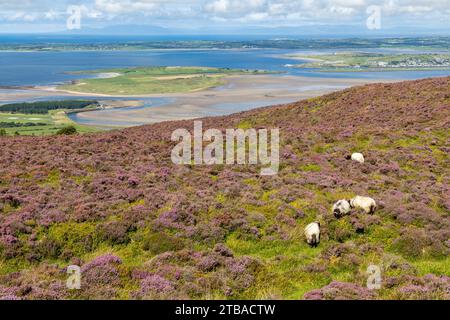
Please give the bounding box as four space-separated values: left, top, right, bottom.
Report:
1 74 399 128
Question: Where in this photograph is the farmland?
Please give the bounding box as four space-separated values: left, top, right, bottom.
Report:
0 101 100 136
291 53 450 72
59 66 271 95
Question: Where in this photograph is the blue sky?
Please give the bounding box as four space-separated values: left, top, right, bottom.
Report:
0 0 449 34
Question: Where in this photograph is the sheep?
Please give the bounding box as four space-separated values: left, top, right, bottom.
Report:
350 196 377 214
346 152 365 164
332 200 352 218
304 222 321 247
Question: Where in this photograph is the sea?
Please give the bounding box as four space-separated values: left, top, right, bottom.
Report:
1 35 449 126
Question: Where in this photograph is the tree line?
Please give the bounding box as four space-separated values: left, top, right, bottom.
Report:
0 122 48 128
0 100 99 114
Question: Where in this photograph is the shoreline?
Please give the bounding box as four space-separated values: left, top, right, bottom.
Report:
1 73 401 129
0 47 275 54
63 74 399 127
12 74 395 99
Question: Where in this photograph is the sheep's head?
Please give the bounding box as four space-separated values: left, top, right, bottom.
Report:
332 200 351 218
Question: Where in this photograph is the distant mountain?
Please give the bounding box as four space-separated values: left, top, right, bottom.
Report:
57 23 450 37
64 24 178 35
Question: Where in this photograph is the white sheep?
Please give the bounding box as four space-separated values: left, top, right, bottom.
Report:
350 196 377 214
347 153 365 164
304 222 321 247
332 200 352 218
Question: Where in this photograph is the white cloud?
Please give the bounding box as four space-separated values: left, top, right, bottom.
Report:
0 0 449 31
204 0 268 16
94 0 166 14
203 0 450 19
204 0 229 14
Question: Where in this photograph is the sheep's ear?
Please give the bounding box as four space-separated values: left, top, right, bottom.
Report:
317 222 321 227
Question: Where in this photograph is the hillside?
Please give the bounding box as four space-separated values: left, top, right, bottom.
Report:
0 77 449 300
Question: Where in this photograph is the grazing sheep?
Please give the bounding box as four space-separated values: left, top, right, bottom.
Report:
346 153 365 164
350 196 377 214
304 222 321 247
332 200 352 218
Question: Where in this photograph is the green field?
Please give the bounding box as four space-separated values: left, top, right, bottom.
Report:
291 52 450 72
59 66 270 95
0 111 97 136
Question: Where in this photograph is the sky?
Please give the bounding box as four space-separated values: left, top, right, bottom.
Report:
0 0 449 35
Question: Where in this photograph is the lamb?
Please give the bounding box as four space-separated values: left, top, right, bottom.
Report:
350 196 377 214
304 222 321 247
346 152 365 164
332 200 352 218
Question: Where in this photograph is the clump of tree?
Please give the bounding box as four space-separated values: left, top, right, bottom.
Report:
0 129 6 136
56 126 78 135
0 100 99 114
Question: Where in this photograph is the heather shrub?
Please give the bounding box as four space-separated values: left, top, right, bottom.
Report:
391 228 430 258
37 237 61 260
386 274 450 300
225 256 262 291
0 235 22 259
197 253 222 272
97 220 131 245
214 243 234 257
134 274 176 300
302 262 328 274
0 264 68 300
188 222 227 244
0 284 21 300
303 281 376 300
319 242 365 272
326 218 355 243
79 254 123 299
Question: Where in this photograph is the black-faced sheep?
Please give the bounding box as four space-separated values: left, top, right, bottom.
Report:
346 152 365 164
350 196 377 214
332 200 352 218
305 222 321 247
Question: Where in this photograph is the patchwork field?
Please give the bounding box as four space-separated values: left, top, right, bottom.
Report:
59 66 271 95
0 110 97 136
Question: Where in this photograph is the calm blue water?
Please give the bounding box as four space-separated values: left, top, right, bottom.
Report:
2 49 450 86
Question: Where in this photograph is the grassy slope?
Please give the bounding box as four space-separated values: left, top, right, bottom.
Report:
59 66 268 95
0 77 448 300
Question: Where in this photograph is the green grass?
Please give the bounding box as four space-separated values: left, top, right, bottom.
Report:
59 66 269 95
412 257 450 276
0 110 98 136
226 233 325 299
300 164 322 172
